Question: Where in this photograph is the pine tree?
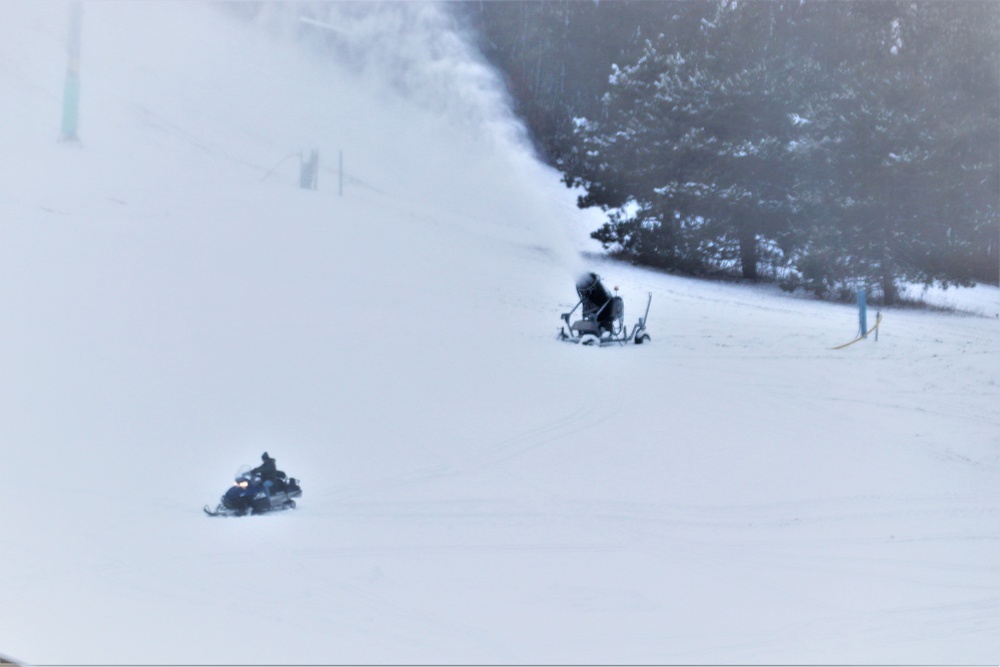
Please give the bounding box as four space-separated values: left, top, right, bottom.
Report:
799 1 999 301
558 1 999 295
563 1 821 280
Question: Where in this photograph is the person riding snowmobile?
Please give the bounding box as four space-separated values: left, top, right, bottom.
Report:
204 454 301 517
251 452 280 499
252 452 278 479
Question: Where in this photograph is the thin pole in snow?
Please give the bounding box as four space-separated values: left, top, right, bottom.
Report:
858 288 868 338
59 1 82 142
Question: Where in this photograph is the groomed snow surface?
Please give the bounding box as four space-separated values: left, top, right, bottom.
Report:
1 2 998 665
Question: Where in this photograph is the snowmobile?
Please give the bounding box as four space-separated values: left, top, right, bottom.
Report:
558 272 652 346
204 466 302 517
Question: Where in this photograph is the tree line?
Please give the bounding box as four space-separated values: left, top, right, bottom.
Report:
459 0 999 303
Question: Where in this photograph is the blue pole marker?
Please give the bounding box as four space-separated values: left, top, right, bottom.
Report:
858 288 868 338
832 291 882 350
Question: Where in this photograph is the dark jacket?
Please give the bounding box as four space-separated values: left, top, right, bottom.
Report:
252 456 278 481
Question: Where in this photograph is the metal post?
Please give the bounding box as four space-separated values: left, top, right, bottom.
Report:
299 149 318 190
858 288 868 338
60 1 82 142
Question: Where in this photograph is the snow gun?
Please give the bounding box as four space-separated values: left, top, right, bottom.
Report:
558 272 651 346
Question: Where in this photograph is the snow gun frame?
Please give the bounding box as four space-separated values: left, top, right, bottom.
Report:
558 272 651 346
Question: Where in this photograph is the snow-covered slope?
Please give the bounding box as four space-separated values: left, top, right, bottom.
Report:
1 2 998 664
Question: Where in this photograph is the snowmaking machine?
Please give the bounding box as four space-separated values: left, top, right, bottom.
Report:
558 272 652 346
204 466 302 517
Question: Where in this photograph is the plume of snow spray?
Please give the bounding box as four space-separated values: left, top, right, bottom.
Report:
250 0 590 277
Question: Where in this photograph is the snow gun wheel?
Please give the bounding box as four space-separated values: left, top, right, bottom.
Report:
634 332 651 344
579 334 600 346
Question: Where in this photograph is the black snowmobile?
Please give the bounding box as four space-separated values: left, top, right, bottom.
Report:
204 466 302 517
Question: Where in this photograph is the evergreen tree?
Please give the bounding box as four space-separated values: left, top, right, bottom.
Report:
458 1 694 164
557 1 998 296
796 1 999 301
563 1 821 280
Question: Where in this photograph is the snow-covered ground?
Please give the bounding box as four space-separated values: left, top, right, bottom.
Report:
1 2 997 664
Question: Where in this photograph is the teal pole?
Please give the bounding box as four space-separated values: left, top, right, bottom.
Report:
60 1 82 142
